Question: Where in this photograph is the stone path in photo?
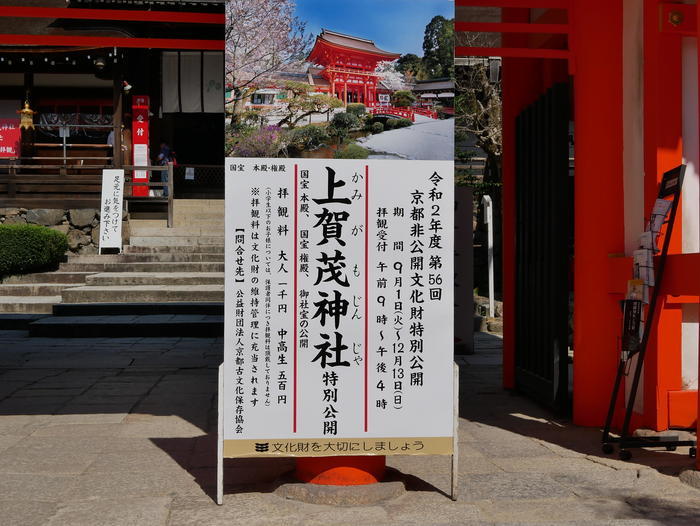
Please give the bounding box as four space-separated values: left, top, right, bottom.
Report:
0 330 699 525
358 117 455 161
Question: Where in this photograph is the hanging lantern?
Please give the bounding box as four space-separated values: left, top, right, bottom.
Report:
17 100 37 130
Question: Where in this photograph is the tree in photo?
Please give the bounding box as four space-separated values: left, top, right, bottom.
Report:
376 61 407 92
396 53 427 80
225 0 312 128
423 15 454 79
391 90 417 108
276 81 343 128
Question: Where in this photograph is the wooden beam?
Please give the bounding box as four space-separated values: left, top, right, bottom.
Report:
0 6 223 25
455 0 570 8
456 22 570 34
0 34 223 51
456 46 570 59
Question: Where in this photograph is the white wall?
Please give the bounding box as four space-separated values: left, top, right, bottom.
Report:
682 37 699 390
623 0 646 412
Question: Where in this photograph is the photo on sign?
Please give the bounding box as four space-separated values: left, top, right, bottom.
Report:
225 0 455 161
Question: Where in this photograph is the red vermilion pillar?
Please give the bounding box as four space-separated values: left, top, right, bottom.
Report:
637 0 685 432
572 0 627 426
696 0 700 471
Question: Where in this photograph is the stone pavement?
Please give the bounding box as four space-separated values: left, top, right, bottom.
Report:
0 330 699 526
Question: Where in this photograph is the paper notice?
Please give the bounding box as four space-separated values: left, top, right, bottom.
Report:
633 249 655 287
639 231 658 251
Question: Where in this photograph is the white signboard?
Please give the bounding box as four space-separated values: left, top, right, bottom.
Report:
98 169 125 253
223 158 454 458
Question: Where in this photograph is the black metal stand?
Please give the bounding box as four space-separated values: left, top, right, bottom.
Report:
601 165 696 460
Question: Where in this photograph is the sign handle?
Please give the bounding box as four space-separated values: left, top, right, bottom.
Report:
451 361 459 501
217 364 224 505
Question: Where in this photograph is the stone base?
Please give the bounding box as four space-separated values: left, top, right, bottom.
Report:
679 469 700 489
274 468 407 506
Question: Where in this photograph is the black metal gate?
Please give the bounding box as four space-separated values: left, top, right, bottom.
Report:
514 82 572 411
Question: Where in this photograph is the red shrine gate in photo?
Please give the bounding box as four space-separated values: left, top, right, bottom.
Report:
307 29 400 106
457 0 700 466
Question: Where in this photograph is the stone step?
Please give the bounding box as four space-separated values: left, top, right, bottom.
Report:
0 283 73 296
0 314 49 330
128 227 224 237
61 285 224 303
0 296 61 314
129 236 224 247
85 272 224 286
67 253 225 263
123 245 224 254
53 302 223 316
59 261 225 273
28 314 224 338
1 272 94 284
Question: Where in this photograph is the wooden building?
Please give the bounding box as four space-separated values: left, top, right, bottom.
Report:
0 0 225 208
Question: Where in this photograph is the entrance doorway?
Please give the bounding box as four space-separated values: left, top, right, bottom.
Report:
514 82 573 411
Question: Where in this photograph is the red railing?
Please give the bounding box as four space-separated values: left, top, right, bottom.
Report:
368 106 439 122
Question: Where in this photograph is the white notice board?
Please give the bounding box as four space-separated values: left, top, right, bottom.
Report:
99 169 125 253
223 158 454 458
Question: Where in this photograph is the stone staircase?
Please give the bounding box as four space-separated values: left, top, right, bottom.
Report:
0 200 225 332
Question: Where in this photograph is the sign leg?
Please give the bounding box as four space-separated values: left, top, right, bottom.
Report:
451 362 459 501
217 364 224 506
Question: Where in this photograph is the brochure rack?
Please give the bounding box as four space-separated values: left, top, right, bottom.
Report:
601 165 697 460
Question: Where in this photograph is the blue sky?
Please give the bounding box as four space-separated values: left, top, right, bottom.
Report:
294 0 453 56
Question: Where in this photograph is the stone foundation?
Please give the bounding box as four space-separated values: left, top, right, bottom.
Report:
0 207 129 255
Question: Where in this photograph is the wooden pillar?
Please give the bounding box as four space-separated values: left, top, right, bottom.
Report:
344 81 347 106
572 0 627 426
112 58 123 169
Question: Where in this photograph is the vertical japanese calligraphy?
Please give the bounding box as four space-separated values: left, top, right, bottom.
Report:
98 169 125 253
224 159 454 458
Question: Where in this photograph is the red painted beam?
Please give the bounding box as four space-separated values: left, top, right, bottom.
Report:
607 254 700 297
456 46 570 60
0 34 223 51
455 22 570 34
0 6 223 25
455 0 570 8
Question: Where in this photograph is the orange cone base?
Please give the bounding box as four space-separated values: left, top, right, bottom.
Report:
295 456 386 486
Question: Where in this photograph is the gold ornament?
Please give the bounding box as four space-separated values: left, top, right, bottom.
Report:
669 10 685 28
17 101 37 130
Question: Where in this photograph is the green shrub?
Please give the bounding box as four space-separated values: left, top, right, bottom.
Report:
0 224 68 278
286 124 329 150
329 112 361 144
330 112 361 130
346 103 367 116
385 119 399 130
396 118 413 128
334 143 370 159
371 122 384 134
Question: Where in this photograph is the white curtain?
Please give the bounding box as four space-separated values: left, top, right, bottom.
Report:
180 52 202 113
161 52 179 113
203 52 224 113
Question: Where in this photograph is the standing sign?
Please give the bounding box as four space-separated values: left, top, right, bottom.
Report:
131 96 150 197
222 158 454 459
98 169 125 253
0 101 20 159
